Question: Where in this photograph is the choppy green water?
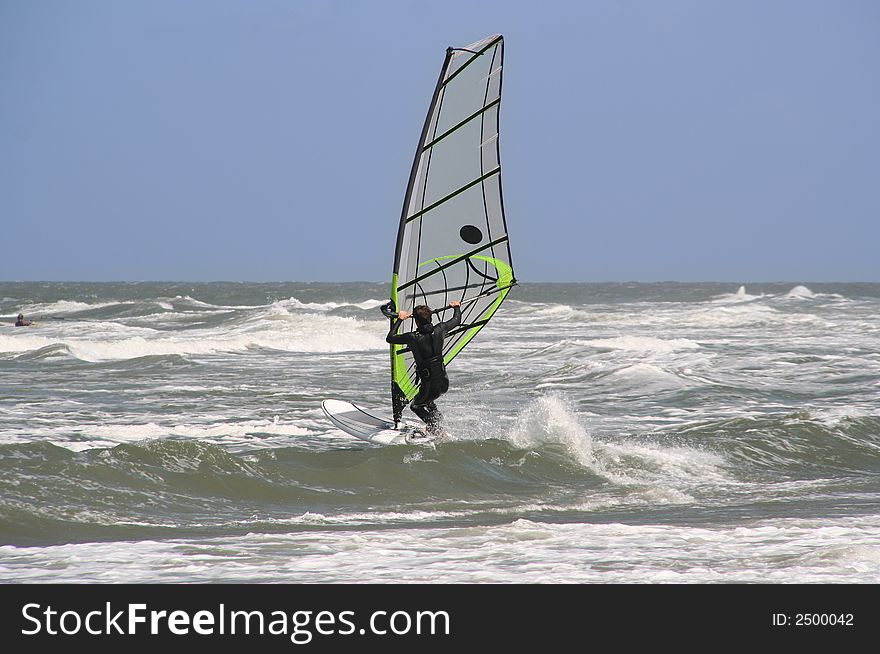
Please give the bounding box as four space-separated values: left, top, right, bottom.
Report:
1 282 879 582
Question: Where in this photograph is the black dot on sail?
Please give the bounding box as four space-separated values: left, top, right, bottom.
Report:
460 225 483 244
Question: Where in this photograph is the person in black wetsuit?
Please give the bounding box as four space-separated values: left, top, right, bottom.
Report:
386 300 461 435
14 313 32 327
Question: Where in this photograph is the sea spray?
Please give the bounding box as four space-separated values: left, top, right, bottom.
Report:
507 395 596 468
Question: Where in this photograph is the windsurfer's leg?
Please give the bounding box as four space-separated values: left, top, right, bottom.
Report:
410 381 445 433
409 400 430 423
409 384 432 424
411 401 442 433
424 402 443 434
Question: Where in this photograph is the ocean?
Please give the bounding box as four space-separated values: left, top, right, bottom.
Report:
1 281 879 584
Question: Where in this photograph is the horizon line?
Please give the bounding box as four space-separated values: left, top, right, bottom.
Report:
1 279 879 285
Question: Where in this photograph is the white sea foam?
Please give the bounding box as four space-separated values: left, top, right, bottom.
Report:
592 438 729 488
1 419 315 451
606 363 689 389
529 304 580 318
170 295 283 311
4 515 879 583
687 303 783 327
0 333 57 355
711 285 764 304
16 299 173 315
170 295 385 313
19 300 117 314
786 285 816 299
0 314 388 361
577 336 700 353
282 297 386 311
169 295 257 310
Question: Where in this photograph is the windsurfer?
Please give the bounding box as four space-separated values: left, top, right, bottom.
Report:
386 300 461 435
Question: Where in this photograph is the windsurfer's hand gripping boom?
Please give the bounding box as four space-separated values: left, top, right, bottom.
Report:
381 300 460 321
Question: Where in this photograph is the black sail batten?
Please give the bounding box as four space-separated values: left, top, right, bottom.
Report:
398 235 510 292
422 98 501 152
439 35 503 89
405 167 501 224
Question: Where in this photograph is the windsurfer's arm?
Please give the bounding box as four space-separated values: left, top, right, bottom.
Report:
441 302 461 333
386 313 412 345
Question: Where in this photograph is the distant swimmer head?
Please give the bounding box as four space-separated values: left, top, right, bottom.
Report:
17 314 23 320
413 305 433 327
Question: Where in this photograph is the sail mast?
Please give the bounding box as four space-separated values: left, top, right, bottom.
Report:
389 48 453 423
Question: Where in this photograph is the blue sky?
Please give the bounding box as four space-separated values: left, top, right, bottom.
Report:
1 0 878 282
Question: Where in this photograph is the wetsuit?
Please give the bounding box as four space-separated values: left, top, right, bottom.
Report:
386 305 461 433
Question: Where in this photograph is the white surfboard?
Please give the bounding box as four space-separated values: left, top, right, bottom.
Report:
321 399 436 446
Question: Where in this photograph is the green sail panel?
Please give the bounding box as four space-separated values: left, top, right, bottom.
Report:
388 34 516 421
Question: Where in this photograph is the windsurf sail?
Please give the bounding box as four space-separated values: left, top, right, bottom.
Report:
387 34 516 422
